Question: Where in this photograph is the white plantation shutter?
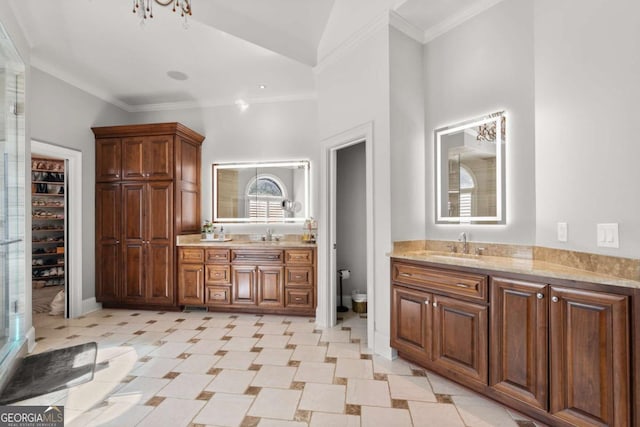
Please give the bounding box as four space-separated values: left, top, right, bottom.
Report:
249 199 284 219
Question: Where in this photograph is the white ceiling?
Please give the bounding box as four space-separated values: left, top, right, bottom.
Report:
8 0 503 112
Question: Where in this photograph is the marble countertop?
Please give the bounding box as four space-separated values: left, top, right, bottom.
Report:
389 250 640 290
177 234 316 248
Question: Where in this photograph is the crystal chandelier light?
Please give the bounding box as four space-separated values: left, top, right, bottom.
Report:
132 0 192 21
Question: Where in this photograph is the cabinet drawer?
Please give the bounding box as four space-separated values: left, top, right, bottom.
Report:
179 248 204 263
285 267 313 287
392 262 487 302
206 249 230 264
286 289 313 308
205 265 230 285
206 286 231 305
232 250 283 264
285 249 314 265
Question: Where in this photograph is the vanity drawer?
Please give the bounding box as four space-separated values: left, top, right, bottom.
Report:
285 249 314 265
205 265 230 285
392 262 488 302
179 248 204 264
285 267 313 287
206 286 231 305
286 289 313 308
206 249 230 264
232 250 283 264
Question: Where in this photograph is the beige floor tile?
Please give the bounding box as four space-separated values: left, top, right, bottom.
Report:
291 345 327 362
309 412 360 427
141 321 176 332
257 419 308 427
251 365 296 389
320 329 351 343
186 339 226 355
408 401 466 426
174 354 220 373
256 334 291 348
346 379 391 407
226 325 260 337
453 395 519 427
63 379 121 411
387 374 437 402
206 369 256 393
258 323 290 335
161 328 199 342
335 358 374 379
259 314 289 324
372 355 414 376
360 406 413 427
294 362 335 384
148 341 192 358
248 388 302 420
288 332 321 346
326 342 361 359
172 319 207 330
427 372 476 396
222 337 259 351
299 383 346 413
126 331 169 345
137 397 205 427
86 402 153 427
195 327 229 340
253 348 293 366
131 357 181 378
108 376 170 405
216 350 259 370
230 314 263 325
286 322 317 333
193 393 255 426
157 372 213 399
201 318 234 328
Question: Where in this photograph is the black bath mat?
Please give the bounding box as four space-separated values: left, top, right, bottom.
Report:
0 342 97 405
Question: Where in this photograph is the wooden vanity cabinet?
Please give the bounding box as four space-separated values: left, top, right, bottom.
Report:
177 245 316 315
391 260 489 387
93 123 205 309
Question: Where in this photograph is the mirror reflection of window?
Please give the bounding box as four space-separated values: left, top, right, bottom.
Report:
459 165 475 218
246 175 287 220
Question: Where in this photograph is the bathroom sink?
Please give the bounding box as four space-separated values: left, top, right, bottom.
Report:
426 252 481 261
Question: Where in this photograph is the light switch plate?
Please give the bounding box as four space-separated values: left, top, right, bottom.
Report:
597 223 619 248
557 222 568 242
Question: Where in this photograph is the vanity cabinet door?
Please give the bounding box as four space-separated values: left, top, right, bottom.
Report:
490 278 548 410
391 286 431 363
178 263 204 305
549 287 630 427
432 294 488 384
232 265 257 305
257 266 284 307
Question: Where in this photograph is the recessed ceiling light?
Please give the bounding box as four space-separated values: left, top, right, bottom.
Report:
258 84 267 89
167 70 188 81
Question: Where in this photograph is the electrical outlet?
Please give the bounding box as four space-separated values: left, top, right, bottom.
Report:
557 222 568 242
597 223 619 248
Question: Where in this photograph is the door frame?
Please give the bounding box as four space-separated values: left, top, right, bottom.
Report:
31 140 83 318
318 122 374 347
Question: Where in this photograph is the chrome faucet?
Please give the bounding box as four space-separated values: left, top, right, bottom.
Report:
265 228 273 241
458 232 469 254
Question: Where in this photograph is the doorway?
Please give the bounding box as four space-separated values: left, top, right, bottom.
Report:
31 141 82 319
319 122 374 350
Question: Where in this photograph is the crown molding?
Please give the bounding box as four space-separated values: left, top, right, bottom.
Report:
423 0 506 44
314 11 389 75
389 10 425 44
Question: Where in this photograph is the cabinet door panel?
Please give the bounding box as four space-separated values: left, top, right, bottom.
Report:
257 266 284 307
145 135 173 180
490 278 548 410
550 287 630 426
96 184 121 302
123 244 145 301
96 139 121 182
146 243 173 304
391 286 431 363
122 184 145 241
122 137 145 180
432 295 488 384
232 266 257 305
147 182 173 242
178 263 204 305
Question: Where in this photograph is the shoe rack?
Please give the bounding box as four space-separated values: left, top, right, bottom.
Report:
31 157 65 288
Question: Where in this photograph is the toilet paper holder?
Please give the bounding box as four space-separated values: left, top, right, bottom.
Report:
337 269 350 312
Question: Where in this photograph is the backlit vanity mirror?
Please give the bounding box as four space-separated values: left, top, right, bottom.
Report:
435 111 506 224
213 160 310 223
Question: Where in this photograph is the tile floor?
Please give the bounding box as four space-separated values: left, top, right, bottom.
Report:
21 309 545 426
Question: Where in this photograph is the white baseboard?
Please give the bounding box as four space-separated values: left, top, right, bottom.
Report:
26 326 36 353
82 297 102 315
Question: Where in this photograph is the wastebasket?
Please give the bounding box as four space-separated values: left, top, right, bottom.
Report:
352 291 367 314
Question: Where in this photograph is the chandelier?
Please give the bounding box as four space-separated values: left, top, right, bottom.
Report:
132 0 192 21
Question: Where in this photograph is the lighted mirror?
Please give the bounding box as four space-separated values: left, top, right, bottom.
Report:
435 111 506 224
213 161 310 223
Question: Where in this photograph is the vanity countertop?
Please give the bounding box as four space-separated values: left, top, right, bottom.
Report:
177 234 316 248
390 250 640 290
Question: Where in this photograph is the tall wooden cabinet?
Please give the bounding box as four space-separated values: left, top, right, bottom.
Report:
93 123 204 308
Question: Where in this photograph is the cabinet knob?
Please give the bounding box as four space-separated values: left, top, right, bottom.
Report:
115 174 119 178
536 293 544 300
432 302 438 307
424 300 429 305
551 296 559 303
